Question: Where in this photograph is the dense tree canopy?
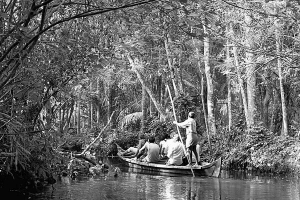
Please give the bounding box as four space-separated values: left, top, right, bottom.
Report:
2 0 300 194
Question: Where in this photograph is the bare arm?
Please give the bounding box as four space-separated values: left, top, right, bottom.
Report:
174 119 189 128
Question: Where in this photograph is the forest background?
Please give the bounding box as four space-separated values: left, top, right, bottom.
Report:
2 0 300 195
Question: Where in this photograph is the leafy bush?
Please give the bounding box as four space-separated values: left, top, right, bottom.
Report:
145 116 174 140
216 124 300 175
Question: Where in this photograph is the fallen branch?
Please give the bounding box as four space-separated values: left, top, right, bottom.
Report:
57 151 97 165
80 111 115 156
55 112 115 166
73 154 97 165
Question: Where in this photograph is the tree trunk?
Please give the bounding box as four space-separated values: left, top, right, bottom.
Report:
164 35 179 97
77 97 81 135
73 103 76 128
275 19 288 136
149 94 153 117
127 55 167 120
177 56 184 94
59 101 62 134
225 27 232 131
263 85 271 127
96 77 100 125
106 83 111 127
157 75 162 104
44 100 52 133
270 89 279 133
66 100 74 129
60 103 66 136
141 85 147 136
89 81 93 129
244 14 257 127
233 44 249 130
202 17 216 135
191 29 210 136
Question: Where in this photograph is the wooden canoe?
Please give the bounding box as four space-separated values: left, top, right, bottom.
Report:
117 145 222 178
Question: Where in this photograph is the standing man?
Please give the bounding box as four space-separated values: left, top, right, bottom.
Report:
173 111 199 166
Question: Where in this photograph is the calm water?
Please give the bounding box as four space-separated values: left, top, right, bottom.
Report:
30 158 300 200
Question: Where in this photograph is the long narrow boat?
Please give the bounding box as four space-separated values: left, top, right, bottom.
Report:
117 145 222 178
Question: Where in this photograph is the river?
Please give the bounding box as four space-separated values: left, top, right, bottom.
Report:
31 158 300 200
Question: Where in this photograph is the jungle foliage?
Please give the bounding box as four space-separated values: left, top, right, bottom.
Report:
2 0 300 195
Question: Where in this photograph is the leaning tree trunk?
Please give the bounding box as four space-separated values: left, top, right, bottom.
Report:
164 34 179 97
177 56 184 95
202 17 216 135
127 55 167 120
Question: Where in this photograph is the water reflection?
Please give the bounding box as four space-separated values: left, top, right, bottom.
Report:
31 158 300 200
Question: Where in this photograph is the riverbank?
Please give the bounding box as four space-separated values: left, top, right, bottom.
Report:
206 128 300 176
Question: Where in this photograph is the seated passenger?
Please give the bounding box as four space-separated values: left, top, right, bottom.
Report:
120 133 146 157
159 133 171 159
137 135 160 163
134 133 147 157
121 146 138 157
166 134 185 166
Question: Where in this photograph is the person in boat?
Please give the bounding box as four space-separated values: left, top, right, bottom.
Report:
120 146 138 157
121 133 147 157
159 133 171 159
136 135 160 163
173 111 200 166
166 133 185 166
134 133 147 158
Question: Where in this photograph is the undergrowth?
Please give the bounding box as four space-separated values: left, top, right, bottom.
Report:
203 125 300 175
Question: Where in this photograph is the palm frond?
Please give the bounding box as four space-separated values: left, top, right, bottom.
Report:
119 112 143 129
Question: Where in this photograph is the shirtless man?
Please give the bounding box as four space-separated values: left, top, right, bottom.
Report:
137 135 160 163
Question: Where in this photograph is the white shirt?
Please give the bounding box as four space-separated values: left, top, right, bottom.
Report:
167 140 185 166
163 139 173 156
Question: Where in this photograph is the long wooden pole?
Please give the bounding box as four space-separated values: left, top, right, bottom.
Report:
166 85 195 177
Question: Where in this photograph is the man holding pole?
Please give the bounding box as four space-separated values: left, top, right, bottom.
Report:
173 112 199 166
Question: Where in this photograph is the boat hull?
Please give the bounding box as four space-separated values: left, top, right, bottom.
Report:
117 153 222 177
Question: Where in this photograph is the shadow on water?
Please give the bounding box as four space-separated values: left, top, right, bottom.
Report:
30 157 300 200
